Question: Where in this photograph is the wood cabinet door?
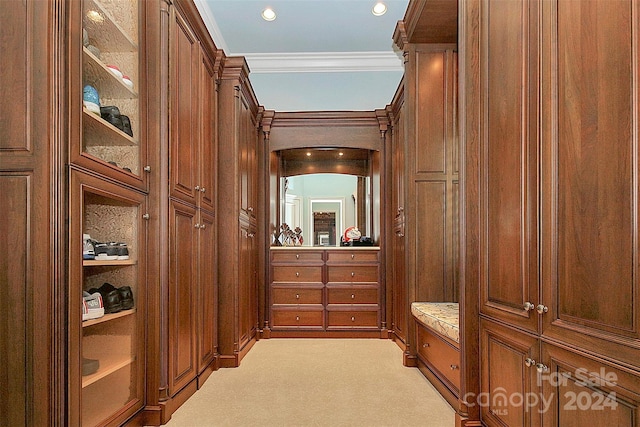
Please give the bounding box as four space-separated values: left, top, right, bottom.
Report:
540 0 640 368
239 94 251 216
540 343 640 427
168 200 198 395
169 8 199 206
479 319 541 427
197 210 216 373
238 223 255 348
198 50 217 214
392 223 408 344
478 0 540 334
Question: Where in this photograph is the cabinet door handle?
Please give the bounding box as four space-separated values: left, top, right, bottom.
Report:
200 187 205 193
524 302 535 311
536 363 549 373
450 364 458 370
142 213 150 220
200 224 206 229
143 165 151 172
248 206 254 212
422 343 429 348
195 223 200 228
536 304 548 314
525 357 536 367
248 232 255 238
195 185 200 191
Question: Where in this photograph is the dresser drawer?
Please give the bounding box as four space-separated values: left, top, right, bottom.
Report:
272 286 323 305
272 309 324 328
326 286 378 304
327 265 378 283
417 324 460 391
271 250 324 263
327 309 378 328
272 265 323 283
326 250 379 263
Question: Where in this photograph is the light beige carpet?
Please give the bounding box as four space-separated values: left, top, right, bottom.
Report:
164 339 455 427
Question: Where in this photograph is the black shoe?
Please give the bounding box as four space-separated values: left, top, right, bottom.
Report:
121 115 133 137
94 242 118 260
116 242 129 260
100 106 125 132
89 282 123 313
118 285 134 310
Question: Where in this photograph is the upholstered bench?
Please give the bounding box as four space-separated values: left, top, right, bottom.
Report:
411 302 460 408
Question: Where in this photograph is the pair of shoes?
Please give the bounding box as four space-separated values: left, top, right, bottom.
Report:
83 85 101 116
88 283 134 313
100 105 133 137
83 233 95 260
94 241 129 261
82 357 100 376
82 291 104 321
106 64 134 90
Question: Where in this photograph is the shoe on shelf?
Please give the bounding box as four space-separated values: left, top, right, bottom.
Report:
121 115 133 137
82 357 100 376
100 105 125 132
82 291 104 321
106 64 123 79
116 242 129 260
122 75 134 90
83 234 95 260
89 282 122 314
94 242 118 260
83 85 101 116
118 285 134 310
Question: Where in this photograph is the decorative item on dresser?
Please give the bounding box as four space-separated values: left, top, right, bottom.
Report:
269 248 384 338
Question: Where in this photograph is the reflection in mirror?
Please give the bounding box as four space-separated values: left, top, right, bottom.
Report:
273 147 379 247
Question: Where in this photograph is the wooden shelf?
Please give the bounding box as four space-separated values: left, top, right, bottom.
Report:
83 47 137 99
83 108 138 146
81 354 135 388
83 0 137 52
83 259 137 267
82 308 136 328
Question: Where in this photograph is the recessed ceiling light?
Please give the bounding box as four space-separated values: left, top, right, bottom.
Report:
372 2 387 16
261 7 276 21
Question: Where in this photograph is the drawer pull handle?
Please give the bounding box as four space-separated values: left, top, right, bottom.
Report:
351 294 355 299
296 254 299 259
296 294 300 299
296 316 300 321
351 316 355 321
296 272 300 277
351 254 355 259
450 364 458 370
351 272 355 277
423 343 429 348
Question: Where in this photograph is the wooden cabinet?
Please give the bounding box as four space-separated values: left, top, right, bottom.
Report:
388 28 459 364
460 0 640 424
269 248 382 335
416 324 460 394
217 56 261 367
165 0 220 403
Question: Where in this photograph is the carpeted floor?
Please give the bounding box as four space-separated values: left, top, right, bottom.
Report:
163 338 455 427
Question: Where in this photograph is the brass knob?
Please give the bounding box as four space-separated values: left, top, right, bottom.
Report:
450 364 458 370
296 272 299 277
296 316 300 321
194 223 200 228
142 213 150 220
536 363 549 373
351 316 355 321
351 294 355 299
351 272 355 277
536 304 548 314
248 206 254 212
351 254 355 259
296 254 299 259
195 185 200 191
423 343 429 348
296 294 300 299
525 357 536 367
524 302 535 311
143 165 151 172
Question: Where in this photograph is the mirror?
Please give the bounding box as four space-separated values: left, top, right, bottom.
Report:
275 148 376 247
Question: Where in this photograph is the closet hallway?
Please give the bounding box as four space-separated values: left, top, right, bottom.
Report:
164 339 455 426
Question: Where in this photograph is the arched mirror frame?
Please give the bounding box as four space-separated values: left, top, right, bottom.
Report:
263 111 387 248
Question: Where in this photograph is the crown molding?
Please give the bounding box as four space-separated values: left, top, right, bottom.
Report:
238 51 404 73
193 0 229 52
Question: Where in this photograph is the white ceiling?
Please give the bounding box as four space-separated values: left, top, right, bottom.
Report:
195 0 409 111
